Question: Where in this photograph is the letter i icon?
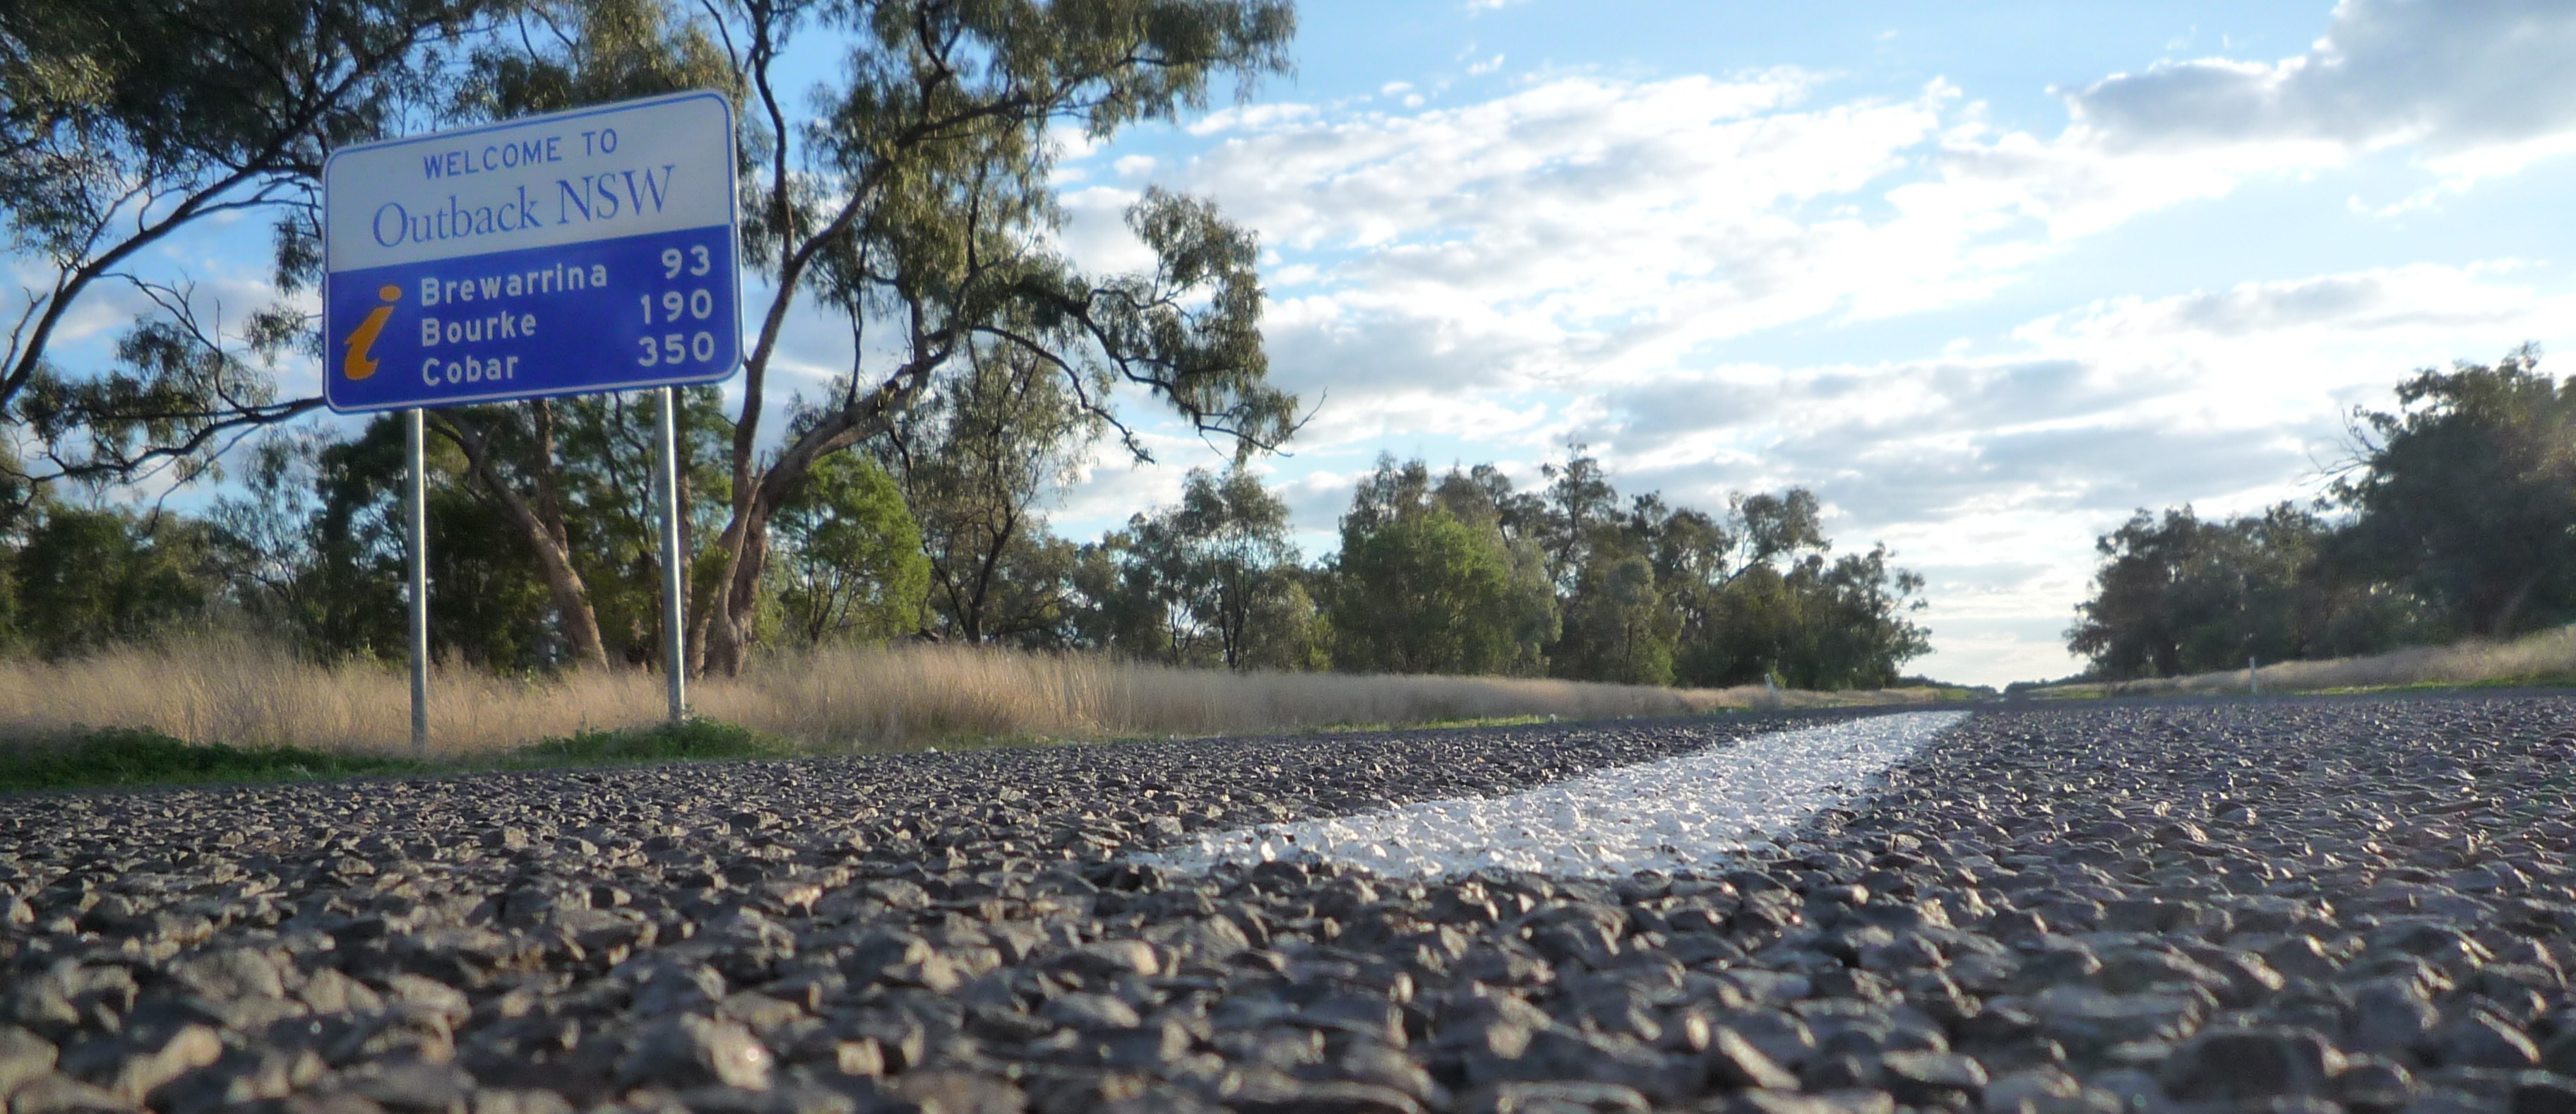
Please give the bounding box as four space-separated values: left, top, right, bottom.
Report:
343 284 401 381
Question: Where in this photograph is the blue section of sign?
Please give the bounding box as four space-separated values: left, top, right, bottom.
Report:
324 223 739 413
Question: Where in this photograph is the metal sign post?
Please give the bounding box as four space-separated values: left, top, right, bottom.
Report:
322 90 742 742
657 386 687 721
406 409 430 754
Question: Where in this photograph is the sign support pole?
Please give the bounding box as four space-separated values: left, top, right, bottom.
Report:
323 93 739 735
657 386 688 722
405 408 431 756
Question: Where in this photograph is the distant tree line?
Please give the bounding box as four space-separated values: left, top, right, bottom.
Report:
0 416 1933 689
2068 345 2574 680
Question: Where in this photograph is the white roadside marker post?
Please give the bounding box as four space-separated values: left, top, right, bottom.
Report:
405 408 431 756
656 386 688 722
2249 656 2260 696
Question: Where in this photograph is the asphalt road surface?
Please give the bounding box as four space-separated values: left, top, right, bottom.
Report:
4 693 2572 1114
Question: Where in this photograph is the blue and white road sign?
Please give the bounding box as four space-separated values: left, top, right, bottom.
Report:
323 91 740 413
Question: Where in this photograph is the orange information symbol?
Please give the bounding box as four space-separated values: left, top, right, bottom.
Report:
342 284 402 381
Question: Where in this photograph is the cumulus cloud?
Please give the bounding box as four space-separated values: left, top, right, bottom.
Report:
1064 3 2576 684
1170 71 2010 410
2065 0 2576 173
2017 264 2551 343
1168 57 2548 436
1154 4 2576 435
1595 266 2571 532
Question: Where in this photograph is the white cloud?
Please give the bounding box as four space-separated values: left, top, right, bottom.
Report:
2063 0 2576 177
2016 263 2553 345
1082 4 2576 685
1599 264 2572 525
1172 61 2530 436
1186 102 1320 136
1054 450 1189 525
1173 71 2003 408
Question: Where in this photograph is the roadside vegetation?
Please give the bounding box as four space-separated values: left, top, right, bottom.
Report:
0 718 797 793
0 634 1963 774
2060 347 2576 691
2028 621 2576 699
1 0 1938 764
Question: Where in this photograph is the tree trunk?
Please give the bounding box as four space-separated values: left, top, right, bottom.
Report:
434 408 612 670
696 499 775 677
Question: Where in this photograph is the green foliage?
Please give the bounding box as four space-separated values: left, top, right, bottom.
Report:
506 718 795 766
774 453 930 644
544 387 735 666
684 0 1301 672
0 728 424 793
1652 514 1928 690
1772 545 1936 689
1559 553 1676 686
196 386 749 673
2337 345 2576 637
453 0 737 120
6 0 1306 680
0 720 789 793
2065 504 2425 680
8 504 212 659
1327 456 1555 677
869 346 1100 645
2 0 510 485
1079 466 1320 669
1332 509 1528 675
2067 347 2565 680
1309 450 1928 689
208 417 558 670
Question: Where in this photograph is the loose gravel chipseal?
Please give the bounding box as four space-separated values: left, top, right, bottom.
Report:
3 697 2573 1114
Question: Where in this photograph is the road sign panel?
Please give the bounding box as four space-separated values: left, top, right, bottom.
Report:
323 90 740 413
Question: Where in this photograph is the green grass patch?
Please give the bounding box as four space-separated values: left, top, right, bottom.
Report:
502 718 800 767
0 728 427 793
0 718 803 795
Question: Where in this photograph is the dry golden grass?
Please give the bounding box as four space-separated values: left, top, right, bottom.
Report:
0 634 1951 758
2034 623 2576 699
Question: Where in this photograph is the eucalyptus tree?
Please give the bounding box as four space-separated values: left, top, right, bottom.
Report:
0 0 509 490
1327 456 1556 677
869 341 1098 645
1107 465 1312 669
415 0 738 669
770 449 927 646
2335 345 2576 637
687 0 1301 673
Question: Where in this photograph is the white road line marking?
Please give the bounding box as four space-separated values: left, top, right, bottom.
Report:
1145 711 1970 879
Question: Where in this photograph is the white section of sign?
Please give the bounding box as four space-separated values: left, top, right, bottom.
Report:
324 91 734 272
1144 711 1970 879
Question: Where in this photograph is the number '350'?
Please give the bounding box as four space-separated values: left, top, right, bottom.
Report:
638 332 716 365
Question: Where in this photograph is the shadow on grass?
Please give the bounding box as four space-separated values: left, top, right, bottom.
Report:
0 728 429 793
0 719 803 795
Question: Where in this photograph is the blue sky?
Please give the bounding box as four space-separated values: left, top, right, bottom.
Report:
1012 0 2576 687
21 0 2576 687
